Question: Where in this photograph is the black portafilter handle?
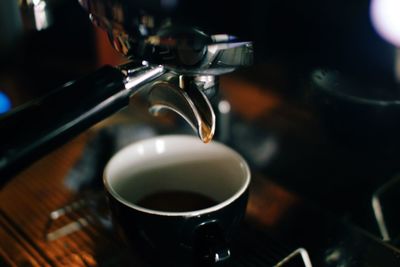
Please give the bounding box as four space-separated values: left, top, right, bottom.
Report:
0 66 129 188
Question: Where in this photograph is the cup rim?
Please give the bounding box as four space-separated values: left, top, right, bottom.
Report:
103 134 251 217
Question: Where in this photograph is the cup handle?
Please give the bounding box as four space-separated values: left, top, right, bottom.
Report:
194 221 231 266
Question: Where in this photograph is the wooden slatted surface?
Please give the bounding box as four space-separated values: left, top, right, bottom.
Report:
0 131 130 266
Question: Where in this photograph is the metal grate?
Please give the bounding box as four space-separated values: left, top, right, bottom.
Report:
230 224 293 267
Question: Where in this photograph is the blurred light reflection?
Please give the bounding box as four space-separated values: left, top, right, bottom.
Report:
0 91 11 114
370 0 400 46
155 139 165 154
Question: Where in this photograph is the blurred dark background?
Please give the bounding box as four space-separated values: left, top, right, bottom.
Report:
0 0 100 107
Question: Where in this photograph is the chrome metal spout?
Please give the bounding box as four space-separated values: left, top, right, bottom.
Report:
148 74 216 143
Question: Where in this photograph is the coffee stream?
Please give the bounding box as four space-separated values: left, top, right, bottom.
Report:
137 190 217 212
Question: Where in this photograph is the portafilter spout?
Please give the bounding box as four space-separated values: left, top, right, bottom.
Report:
148 75 217 144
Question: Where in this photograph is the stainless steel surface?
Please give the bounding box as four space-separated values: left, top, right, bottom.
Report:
120 63 165 94
148 74 216 143
372 174 400 243
275 248 312 267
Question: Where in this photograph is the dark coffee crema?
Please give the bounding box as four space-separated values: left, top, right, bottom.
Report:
136 190 218 212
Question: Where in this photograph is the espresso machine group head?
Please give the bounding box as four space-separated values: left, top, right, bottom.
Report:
0 0 253 186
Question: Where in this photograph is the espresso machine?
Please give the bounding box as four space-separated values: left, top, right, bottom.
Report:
0 0 254 186
2 0 400 266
